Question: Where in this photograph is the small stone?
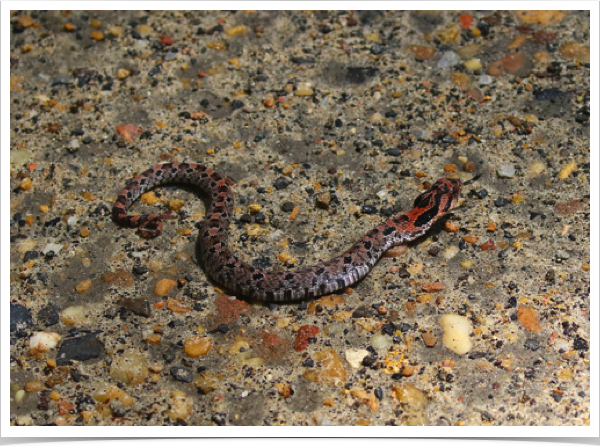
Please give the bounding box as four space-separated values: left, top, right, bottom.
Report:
120 298 151 317
281 201 295 212
302 348 347 386
10 304 32 332
524 338 541 351
497 165 516 178
24 380 44 393
110 351 149 384
478 74 493 84
406 45 436 60
529 162 546 177
136 24 153 36
442 245 459 260
18 16 34 28
273 177 291 190
517 306 542 333
102 269 135 287
75 279 92 293
316 192 331 209
294 83 314 96
392 383 429 425
117 68 131 80
19 177 32 191
166 390 193 420
226 25 248 36
154 279 177 296
437 51 461 69
29 331 61 354
60 305 90 326
184 336 213 358
422 282 444 292
345 349 370 368
294 325 320 352
439 314 473 355
90 31 104 41
370 333 394 350
464 58 482 71
115 124 142 143
421 332 438 347
56 334 104 366
170 366 194 383
556 250 570 260
37 304 60 326
558 162 577 180
494 197 510 207
108 25 124 37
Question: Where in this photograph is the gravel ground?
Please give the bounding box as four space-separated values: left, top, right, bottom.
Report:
9 10 590 427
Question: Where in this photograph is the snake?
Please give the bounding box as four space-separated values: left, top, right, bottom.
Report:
113 162 478 302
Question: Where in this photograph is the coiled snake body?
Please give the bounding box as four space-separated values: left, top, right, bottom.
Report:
113 163 470 302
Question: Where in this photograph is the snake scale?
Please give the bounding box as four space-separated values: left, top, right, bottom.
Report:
113 162 475 302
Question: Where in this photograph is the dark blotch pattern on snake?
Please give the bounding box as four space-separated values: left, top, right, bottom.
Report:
113 163 465 302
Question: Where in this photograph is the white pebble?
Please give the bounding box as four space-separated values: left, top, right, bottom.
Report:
370 333 394 350
43 243 63 255
479 74 493 84
345 349 370 368
437 51 461 69
497 165 516 179
442 245 459 260
60 305 90 326
439 314 473 355
29 331 61 354
376 190 387 200
67 215 78 229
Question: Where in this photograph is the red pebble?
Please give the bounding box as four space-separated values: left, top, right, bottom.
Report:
294 325 320 352
160 35 174 45
115 124 143 142
459 14 473 29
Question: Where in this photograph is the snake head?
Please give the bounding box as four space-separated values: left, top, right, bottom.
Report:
413 178 463 215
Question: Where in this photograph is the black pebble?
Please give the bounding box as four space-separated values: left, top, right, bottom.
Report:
302 358 314 367
132 265 149 276
361 204 377 215
120 298 151 317
524 339 540 351
281 201 295 212
573 337 589 351
474 189 488 199
170 366 194 383
494 197 510 207
37 304 60 326
23 250 39 261
273 177 291 190
56 334 105 366
10 304 32 332
370 45 384 55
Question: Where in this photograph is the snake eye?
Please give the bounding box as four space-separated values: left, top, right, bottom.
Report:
413 191 430 208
